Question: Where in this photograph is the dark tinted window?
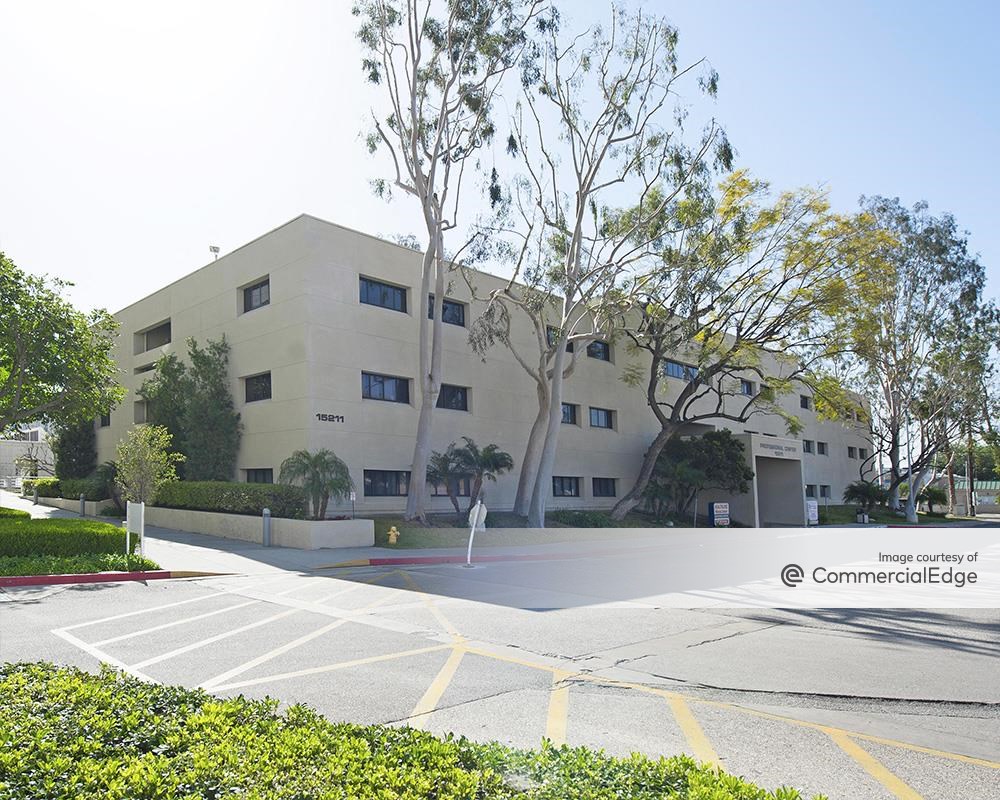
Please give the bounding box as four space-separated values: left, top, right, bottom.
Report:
589 407 614 429
437 384 468 411
561 403 578 425
360 277 407 312
428 295 466 326
592 477 616 497
431 477 472 497
552 476 580 497
587 341 610 361
244 279 270 312
364 470 410 496
246 468 273 484
362 372 410 403
245 372 272 402
664 360 697 381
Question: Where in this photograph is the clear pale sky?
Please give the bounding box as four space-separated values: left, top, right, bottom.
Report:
1 1 997 314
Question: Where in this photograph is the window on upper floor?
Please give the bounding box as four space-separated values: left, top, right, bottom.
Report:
817 441 828 456
362 372 410 404
242 278 270 313
427 294 466 327
99 413 111 428
437 384 469 411
589 407 614 429
360 277 407 313
561 403 578 425
800 395 812 410
740 379 756 396
848 446 858 459
134 320 171 354
587 341 611 361
664 360 698 382
244 372 272 403
859 447 869 460
802 440 814 454
805 484 817 498
546 326 574 353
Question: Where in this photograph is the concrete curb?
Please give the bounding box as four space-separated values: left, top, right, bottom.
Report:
313 551 620 570
0 570 228 588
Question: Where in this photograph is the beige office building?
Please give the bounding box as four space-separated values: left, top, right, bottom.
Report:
96 215 873 525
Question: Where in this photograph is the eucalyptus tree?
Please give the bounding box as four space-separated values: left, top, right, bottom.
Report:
841 197 990 522
471 7 729 525
609 172 875 519
353 0 544 521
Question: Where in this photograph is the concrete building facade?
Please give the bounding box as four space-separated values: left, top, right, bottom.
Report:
96 215 873 525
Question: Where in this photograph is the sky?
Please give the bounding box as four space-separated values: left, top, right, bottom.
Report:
1 1 998 314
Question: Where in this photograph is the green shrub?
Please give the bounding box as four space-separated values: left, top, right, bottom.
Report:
20 477 60 498
549 509 618 527
155 481 307 519
0 553 159 576
99 505 126 518
0 662 822 800
0 518 127 557
58 477 110 501
0 508 30 520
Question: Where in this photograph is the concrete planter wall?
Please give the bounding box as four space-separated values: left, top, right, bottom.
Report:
143 506 373 550
37 496 104 517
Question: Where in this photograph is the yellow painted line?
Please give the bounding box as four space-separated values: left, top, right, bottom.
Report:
199 592 399 689
400 571 463 642
92 600 259 646
132 607 300 670
408 646 466 729
210 643 452 692
313 568 402 604
545 670 571 745
829 731 924 799
665 692 722 768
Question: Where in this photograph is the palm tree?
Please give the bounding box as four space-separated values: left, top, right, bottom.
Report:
455 437 514 513
278 449 353 520
426 443 468 518
842 480 887 513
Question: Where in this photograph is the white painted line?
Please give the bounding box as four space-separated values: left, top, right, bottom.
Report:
130 607 300 671
199 593 399 690
51 628 157 683
59 591 230 632
92 600 260 646
210 643 452 692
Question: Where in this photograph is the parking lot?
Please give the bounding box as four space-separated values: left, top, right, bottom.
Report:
3 557 998 800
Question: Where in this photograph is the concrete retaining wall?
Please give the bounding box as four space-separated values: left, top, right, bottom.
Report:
37 496 104 517
143 506 374 550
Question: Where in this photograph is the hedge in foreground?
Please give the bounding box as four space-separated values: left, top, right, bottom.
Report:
0 517 127 557
0 553 159 576
155 481 307 519
0 663 824 800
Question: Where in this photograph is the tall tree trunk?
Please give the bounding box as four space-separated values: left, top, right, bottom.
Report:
404 233 445 522
946 449 957 515
966 422 976 517
887 434 902 510
610 426 676 520
905 468 929 524
527 346 569 527
514 382 549 516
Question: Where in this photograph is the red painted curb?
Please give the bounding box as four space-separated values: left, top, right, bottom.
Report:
0 570 204 588
367 551 606 567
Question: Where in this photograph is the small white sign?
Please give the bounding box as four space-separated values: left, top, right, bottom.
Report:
806 499 819 525
349 491 356 502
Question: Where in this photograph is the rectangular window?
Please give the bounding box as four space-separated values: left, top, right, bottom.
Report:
431 477 472 497
848 446 857 459
243 278 270 312
561 403 578 425
364 469 410 496
805 484 817 498
817 441 828 456
133 401 146 424
136 320 171 354
427 294 466 327
820 485 832 499
245 372 272 403
245 468 273 484
664 360 698 382
586 341 610 361
859 447 868 460
546 326 573 352
360 277 407 313
362 372 410 404
552 476 580 497
589 407 614 429
99 413 111 428
740 379 755 396
592 477 616 497
800 395 812 410
437 384 469 411
802 440 814 454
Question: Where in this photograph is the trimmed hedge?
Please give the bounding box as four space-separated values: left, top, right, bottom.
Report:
0 662 823 800
0 553 159 576
20 477 60 498
155 481 307 519
0 517 128 557
0 508 30 520
58 477 110 501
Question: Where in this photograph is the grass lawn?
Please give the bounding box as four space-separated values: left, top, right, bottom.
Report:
0 662 826 799
372 509 674 548
0 553 160 576
818 504 979 525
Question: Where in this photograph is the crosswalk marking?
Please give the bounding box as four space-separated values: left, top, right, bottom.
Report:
829 731 925 800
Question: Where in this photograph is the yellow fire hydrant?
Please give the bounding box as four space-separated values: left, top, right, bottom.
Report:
387 526 400 545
